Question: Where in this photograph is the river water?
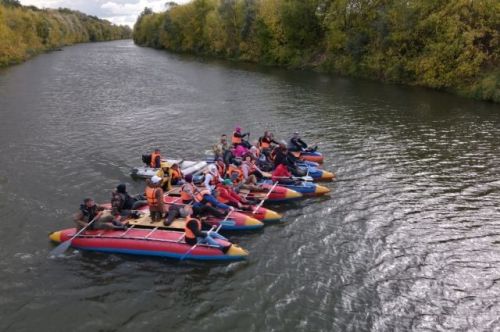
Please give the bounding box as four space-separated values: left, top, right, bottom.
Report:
0 40 499 331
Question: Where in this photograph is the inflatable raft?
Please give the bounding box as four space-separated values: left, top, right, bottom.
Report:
162 196 281 223
131 159 207 179
295 163 335 182
49 228 248 261
101 202 264 231
189 175 302 203
259 179 330 196
299 151 324 163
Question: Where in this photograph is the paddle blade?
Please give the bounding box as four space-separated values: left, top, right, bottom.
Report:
49 240 72 256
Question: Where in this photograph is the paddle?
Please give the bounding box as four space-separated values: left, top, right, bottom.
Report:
252 181 278 213
49 213 100 256
271 175 314 182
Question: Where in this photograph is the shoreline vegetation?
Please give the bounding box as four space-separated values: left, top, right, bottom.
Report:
133 0 499 103
0 0 131 67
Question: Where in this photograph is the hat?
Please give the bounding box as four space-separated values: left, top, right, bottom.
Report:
151 175 162 184
161 162 172 168
116 184 126 193
223 179 233 186
185 174 193 183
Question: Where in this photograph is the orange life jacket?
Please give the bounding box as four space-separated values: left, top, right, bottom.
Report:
180 183 195 201
171 168 183 181
232 132 241 145
145 186 160 207
226 165 243 184
259 137 270 149
150 152 161 168
195 189 211 202
184 216 202 240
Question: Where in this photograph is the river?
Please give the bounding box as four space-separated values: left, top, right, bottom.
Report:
0 40 499 332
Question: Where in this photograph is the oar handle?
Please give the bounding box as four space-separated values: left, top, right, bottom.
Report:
253 181 278 213
49 213 101 256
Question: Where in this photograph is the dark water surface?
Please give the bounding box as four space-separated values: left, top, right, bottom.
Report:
0 40 499 332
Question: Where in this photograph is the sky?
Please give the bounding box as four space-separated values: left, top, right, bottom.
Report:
20 0 189 27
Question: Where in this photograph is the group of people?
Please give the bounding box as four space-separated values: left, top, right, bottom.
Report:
213 128 316 184
73 127 316 249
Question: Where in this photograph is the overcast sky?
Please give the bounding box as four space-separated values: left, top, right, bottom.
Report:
21 0 189 27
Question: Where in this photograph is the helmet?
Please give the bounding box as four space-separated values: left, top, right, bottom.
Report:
223 179 233 186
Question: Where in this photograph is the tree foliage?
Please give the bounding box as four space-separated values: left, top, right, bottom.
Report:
0 2 132 67
133 0 499 102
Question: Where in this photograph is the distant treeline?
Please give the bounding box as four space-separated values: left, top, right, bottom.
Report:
133 0 499 103
0 0 131 67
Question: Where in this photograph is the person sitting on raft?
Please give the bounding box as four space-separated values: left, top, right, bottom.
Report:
232 126 251 148
215 179 255 210
184 206 227 249
242 154 264 181
110 184 146 219
170 163 184 185
164 202 191 226
233 144 249 158
213 134 229 158
227 160 262 191
74 198 126 230
150 148 162 168
146 175 165 222
180 175 233 219
204 164 223 192
288 132 317 152
271 142 289 167
272 162 295 185
258 131 279 153
156 162 173 191
215 157 227 177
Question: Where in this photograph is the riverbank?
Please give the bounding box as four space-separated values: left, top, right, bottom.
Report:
0 1 131 67
133 0 499 103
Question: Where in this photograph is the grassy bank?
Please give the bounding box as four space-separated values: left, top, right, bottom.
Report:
133 0 499 103
0 0 131 67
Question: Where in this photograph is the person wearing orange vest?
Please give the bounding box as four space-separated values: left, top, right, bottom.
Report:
232 126 250 148
258 131 279 151
184 213 227 248
180 175 232 219
150 148 161 168
170 163 184 185
226 163 244 185
145 175 165 222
